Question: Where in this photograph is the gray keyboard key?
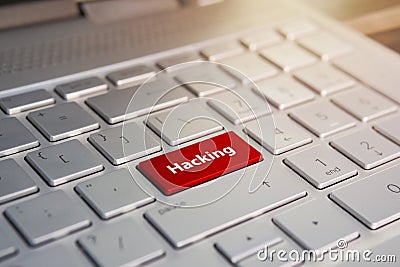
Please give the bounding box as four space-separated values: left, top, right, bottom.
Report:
219 53 278 83
293 63 355 96
78 219 165 267
0 89 55 115
254 74 315 110
208 89 271 125
0 227 17 260
55 77 108 100
273 200 359 251
331 165 400 229
260 42 317 72
175 63 236 97
157 52 201 71
0 159 38 204
330 128 400 170
86 77 189 124
76 169 154 219
5 190 91 246
0 118 39 157
245 114 312 155
145 165 306 248
89 122 160 165
240 30 283 50
26 140 103 186
215 223 282 263
200 41 245 61
284 145 357 189
146 102 222 146
28 102 99 141
289 101 356 138
106 65 155 87
374 115 400 145
332 86 397 122
277 18 318 40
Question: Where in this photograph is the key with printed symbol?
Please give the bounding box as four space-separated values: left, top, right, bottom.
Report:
5 190 91 246
253 74 315 110
240 30 283 50
200 41 245 61
273 200 360 252
146 102 223 146
0 89 55 115
289 101 356 138
374 115 400 145
28 102 99 141
78 219 165 267
332 86 397 122
331 165 400 229
277 18 318 40
55 77 108 100
284 145 357 189
208 89 271 125
0 227 17 260
26 140 103 186
76 169 154 219
89 122 161 165
330 128 400 170
0 118 39 157
106 64 155 87
260 42 318 72
245 113 312 155
0 159 38 204
293 63 355 96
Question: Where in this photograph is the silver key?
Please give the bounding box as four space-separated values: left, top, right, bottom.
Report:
146 102 222 146
89 122 161 165
0 159 38 204
144 165 306 248
76 169 154 219
284 145 357 189
219 52 278 83
5 190 90 246
289 101 356 138
78 219 165 267
331 128 400 170
277 18 318 40
293 63 355 96
298 32 352 60
208 89 271 125
86 77 189 124
0 227 17 260
374 115 400 145
245 113 312 155
330 165 400 229
273 200 359 251
174 63 236 97
240 30 283 50
0 89 55 115
260 42 318 72
27 102 99 141
214 222 282 263
0 118 39 157
157 52 201 71
106 64 155 87
200 41 245 61
254 74 315 110
55 77 108 100
26 140 104 186
332 86 397 122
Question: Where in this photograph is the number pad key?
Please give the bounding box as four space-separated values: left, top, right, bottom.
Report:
28 102 99 141
89 122 161 165
284 145 357 189
26 140 104 186
289 101 356 138
330 128 400 169
76 169 154 219
5 191 91 246
78 219 165 267
332 86 397 122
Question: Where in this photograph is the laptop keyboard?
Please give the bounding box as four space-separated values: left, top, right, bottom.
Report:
0 17 400 266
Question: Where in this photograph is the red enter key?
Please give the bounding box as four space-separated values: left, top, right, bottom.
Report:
138 131 263 195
